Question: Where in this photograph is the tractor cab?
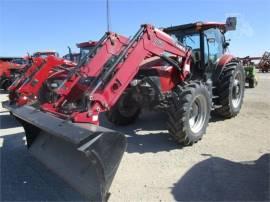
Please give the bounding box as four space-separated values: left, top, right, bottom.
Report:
164 17 236 77
76 41 97 63
62 52 80 63
62 41 97 63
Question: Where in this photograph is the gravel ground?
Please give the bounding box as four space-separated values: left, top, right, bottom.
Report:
1 72 270 201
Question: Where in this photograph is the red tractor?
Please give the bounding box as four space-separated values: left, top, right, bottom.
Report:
0 57 27 90
7 43 97 106
7 56 76 105
4 17 245 201
0 51 59 91
62 41 97 63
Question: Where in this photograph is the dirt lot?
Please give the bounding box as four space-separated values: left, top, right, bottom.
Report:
1 72 270 201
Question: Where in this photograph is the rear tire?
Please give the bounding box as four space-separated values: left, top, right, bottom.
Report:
166 82 211 146
106 92 141 126
215 61 245 118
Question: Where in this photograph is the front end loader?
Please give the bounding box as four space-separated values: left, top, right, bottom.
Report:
4 32 129 201
7 56 75 106
6 51 61 104
5 17 245 200
5 38 116 107
12 105 126 201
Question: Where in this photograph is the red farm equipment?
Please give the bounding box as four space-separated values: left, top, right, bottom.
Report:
257 51 270 72
7 56 76 106
6 42 99 106
0 57 27 90
62 41 97 63
3 17 245 201
6 44 94 106
0 51 59 91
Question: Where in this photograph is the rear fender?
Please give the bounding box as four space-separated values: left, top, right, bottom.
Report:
139 57 177 92
212 54 236 83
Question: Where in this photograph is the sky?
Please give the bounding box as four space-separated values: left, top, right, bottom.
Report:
0 0 269 57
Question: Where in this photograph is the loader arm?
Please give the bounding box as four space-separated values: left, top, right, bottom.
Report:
90 25 191 108
14 56 75 105
41 33 128 110
55 32 128 97
59 24 192 124
3 33 129 200
4 34 129 201
8 57 45 92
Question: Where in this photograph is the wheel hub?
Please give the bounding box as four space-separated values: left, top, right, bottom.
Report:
232 72 243 108
189 95 208 134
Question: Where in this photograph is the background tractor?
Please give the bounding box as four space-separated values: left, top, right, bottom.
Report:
245 64 258 88
6 42 97 106
4 17 245 201
240 57 258 88
257 51 270 73
63 41 97 63
0 51 59 91
0 57 27 90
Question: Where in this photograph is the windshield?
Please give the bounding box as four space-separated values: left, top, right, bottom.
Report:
63 54 80 63
11 58 26 65
169 30 200 49
33 52 57 58
80 47 94 57
79 47 95 61
183 34 200 50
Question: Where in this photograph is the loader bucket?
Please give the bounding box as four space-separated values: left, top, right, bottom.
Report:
6 104 126 201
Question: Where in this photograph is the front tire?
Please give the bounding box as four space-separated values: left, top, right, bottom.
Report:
106 91 141 125
166 82 211 146
215 61 245 118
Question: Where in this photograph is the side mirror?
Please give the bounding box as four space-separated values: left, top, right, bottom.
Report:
223 42 230 49
225 17 237 31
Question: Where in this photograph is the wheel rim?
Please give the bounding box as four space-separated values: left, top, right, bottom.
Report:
188 95 208 134
232 71 243 108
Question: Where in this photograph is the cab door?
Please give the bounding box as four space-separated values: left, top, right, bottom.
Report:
203 28 225 74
